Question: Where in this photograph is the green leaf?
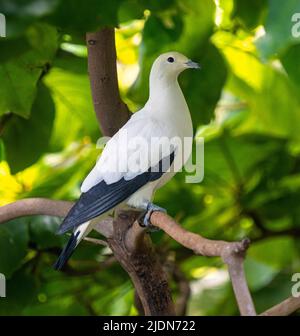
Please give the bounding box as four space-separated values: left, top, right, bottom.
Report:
244 257 278 291
219 44 300 139
138 0 176 12
29 216 65 249
47 0 121 33
281 43 300 93
18 144 98 200
0 38 31 63
118 0 145 23
2 83 55 173
180 43 227 125
248 237 296 270
201 133 283 189
0 23 58 118
0 219 29 278
256 0 300 59
253 273 295 313
44 52 99 151
232 0 267 30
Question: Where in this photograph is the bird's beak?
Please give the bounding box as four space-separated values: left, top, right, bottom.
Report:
185 60 201 69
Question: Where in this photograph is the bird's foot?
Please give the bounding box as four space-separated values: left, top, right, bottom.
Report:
138 202 167 232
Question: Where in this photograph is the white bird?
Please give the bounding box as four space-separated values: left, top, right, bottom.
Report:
54 52 200 270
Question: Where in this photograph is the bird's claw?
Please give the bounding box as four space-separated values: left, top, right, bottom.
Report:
138 203 167 232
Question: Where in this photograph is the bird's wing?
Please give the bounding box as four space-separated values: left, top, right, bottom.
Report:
81 114 173 191
57 115 176 234
57 151 175 234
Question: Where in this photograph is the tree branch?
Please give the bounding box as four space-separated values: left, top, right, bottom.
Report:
106 210 175 315
0 198 73 222
86 27 130 136
1 198 300 316
260 296 300 316
150 211 255 316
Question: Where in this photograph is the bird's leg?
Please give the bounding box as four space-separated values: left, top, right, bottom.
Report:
138 202 167 232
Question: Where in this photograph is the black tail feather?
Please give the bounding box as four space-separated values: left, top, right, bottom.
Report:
53 231 80 271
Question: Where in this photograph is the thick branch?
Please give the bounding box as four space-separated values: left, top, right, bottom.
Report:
0 198 73 222
86 28 130 136
107 210 175 316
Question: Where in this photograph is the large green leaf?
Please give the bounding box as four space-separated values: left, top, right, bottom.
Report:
0 23 58 118
248 237 296 269
180 43 227 125
256 0 300 59
0 38 31 63
2 83 55 173
244 257 278 291
217 42 300 139
44 52 99 151
281 43 300 93
29 216 65 249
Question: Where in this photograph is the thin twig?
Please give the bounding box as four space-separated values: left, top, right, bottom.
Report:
83 236 108 246
150 211 256 316
260 296 300 316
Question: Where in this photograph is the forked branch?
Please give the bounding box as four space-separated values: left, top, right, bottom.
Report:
1 198 299 316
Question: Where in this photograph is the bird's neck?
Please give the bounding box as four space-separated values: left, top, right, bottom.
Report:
148 75 182 107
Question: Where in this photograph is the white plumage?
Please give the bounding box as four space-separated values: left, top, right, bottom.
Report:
54 51 199 270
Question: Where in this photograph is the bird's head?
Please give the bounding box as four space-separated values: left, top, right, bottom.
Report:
150 51 200 83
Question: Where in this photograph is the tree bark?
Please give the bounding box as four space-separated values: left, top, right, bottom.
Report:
86 28 130 136
108 210 175 315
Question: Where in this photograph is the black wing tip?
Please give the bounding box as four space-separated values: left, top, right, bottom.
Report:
53 232 79 271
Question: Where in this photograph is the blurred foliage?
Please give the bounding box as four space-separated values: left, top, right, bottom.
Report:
0 0 300 316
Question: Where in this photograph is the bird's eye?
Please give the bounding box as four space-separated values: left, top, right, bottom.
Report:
167 57 175 63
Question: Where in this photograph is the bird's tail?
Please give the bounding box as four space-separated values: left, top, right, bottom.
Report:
53 221 92 271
